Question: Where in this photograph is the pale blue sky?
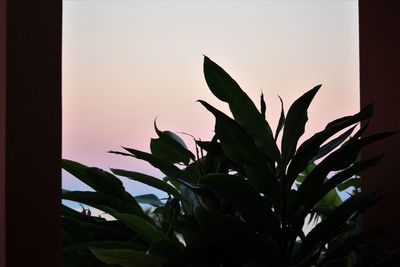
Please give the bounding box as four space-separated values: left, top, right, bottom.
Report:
62 0 359 205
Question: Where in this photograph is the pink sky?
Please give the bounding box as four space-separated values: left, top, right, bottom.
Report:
62 0 359 197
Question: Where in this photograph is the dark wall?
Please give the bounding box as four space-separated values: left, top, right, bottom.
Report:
359 0 400 255
0 0 6 265
0 0 62 266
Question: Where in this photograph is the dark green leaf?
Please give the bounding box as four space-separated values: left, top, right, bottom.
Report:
111 168 186 201
193 206 255 241
292 156 382 229
198 100 261 165
337 178 360 192
309 125 356 163
299 192 381 258
312 189 342 218
195 138 224 159
320 131 395 171
152 120 195 164
281 85 320 165
322 227 387 264
198 100 278 196
200 174 279 236
296 163 316 183
134 194 164 206
90 248 165 267
290 133 393 226
62 190 144 216
62 216 94 244
260 92 266 119
286 104 374 188
112 213 166 242
62 159 125 198
323 155 382 195
150 138 190 165
62 203 106 223
109 148 200 189
148 239 184 259
203 56 279 160
275 95 285 141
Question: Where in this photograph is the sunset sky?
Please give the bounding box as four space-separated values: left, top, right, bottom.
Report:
62 0 359 205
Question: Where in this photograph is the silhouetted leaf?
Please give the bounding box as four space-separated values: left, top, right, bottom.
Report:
298 192 380 258
281 85 320 165
111 169 186 202
198 100 260 165
62 190 143 216
203 56 279 160
198 100 278 196
260 92 266 119
201 173 279 237
309 125 356 163
63 159 125 198
152 120 195 164
150 138 190 165
109 148 200 189
286 104 374 188
62 204 106 223
290 132 393 226
323 156 382 195
275 95 285 141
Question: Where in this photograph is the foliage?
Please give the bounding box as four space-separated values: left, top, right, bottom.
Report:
62 56 394 267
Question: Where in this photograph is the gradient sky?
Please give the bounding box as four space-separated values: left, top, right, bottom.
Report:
62 0 359 204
